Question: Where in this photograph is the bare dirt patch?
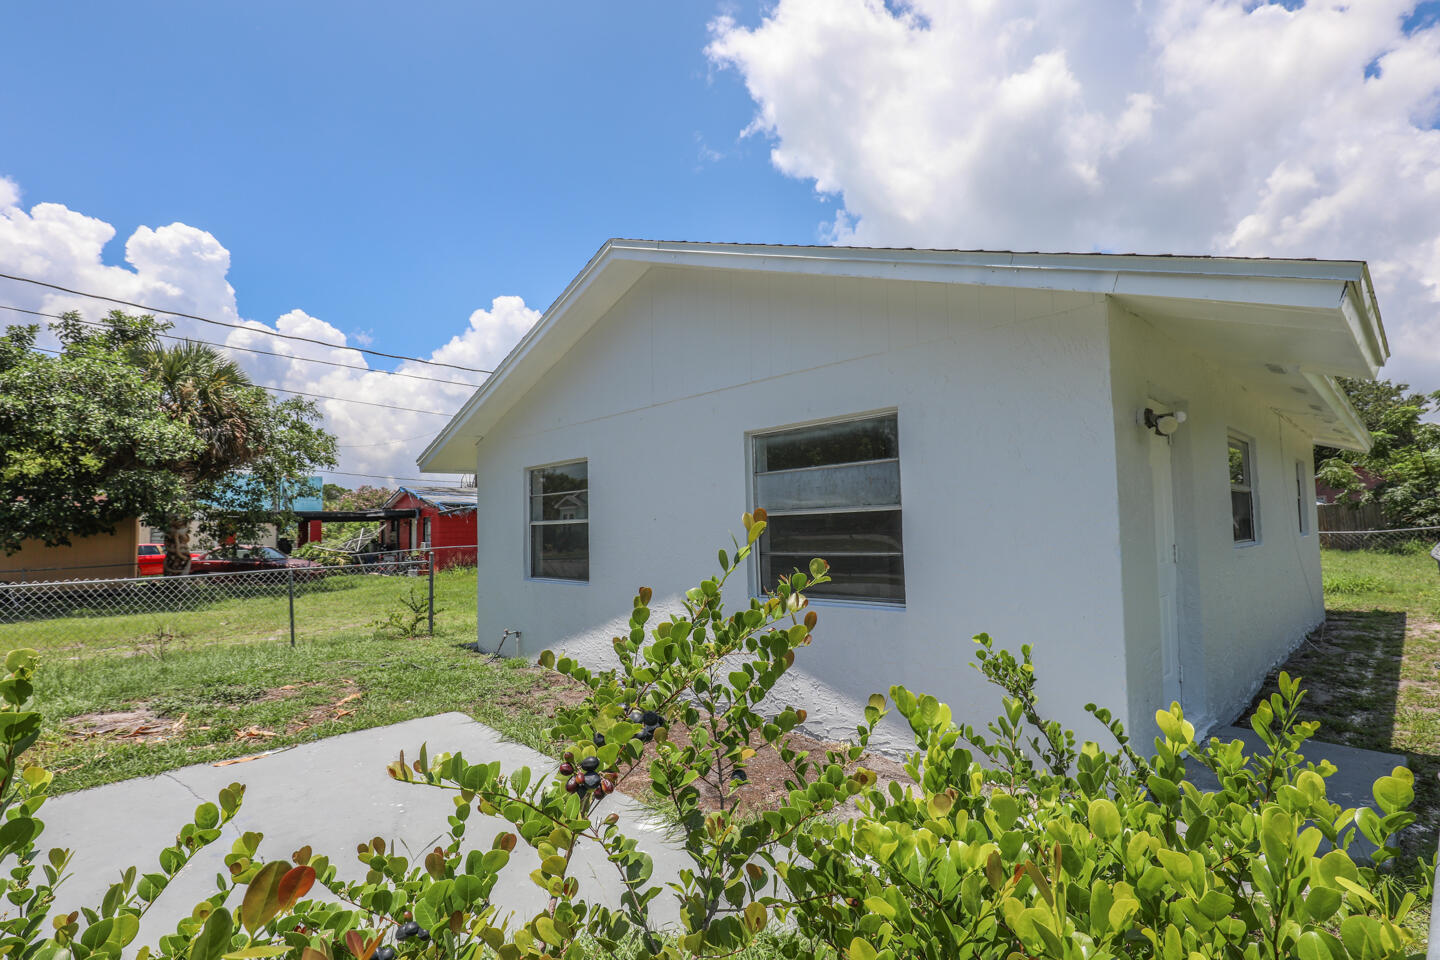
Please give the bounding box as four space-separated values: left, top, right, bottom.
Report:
63 706 185 743
504 669 913 816
283 682 363 735
607 721 912 817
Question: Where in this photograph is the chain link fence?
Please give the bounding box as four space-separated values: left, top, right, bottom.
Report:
1316 526 1440 553
0 546 478 652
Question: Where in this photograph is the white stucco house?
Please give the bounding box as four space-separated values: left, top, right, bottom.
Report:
420 240 1387 751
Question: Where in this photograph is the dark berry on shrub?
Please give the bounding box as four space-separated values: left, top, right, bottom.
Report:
375 948 397 960
416 929 430 942
593 732 606 747
601 779 615 794
583 772 602 789
396 921 421 941
559 763 573 776
580 756 600 772
731 767 748 782
642 711 662 726
629 710 644 724
564 778 578 793
563 751 574 763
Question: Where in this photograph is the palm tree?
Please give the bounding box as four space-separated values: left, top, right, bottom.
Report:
135 342 264 575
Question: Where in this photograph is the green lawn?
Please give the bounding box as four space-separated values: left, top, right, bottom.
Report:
15 568 569 794
6 567 475 654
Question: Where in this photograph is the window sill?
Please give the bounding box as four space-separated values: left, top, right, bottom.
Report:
765 595 907 613
526 577 589 585
1232 539 1262 550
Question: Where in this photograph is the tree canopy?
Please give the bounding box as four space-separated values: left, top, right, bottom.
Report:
1317 377 1440 527
0 313 195 554
0 311 337 563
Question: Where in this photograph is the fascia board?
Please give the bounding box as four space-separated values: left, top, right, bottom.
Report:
418 240 641 471
418 239 1388 471
1304 372 1373 453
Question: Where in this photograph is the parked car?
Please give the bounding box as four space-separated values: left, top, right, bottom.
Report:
191 545 322 578
137 543 201 576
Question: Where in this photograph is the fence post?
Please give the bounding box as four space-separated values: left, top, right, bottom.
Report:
427 552 435 636
287 567 296 648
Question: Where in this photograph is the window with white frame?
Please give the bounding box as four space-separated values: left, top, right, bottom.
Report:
1229 436 1257 543
528 460 588 580
751 413 904 603
1295 460 1311 536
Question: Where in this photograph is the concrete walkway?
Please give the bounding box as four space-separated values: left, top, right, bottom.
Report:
1190 725 1405 859
40 713 689 948
38 715 1412 951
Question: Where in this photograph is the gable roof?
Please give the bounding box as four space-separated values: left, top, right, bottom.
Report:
420 240 1388 470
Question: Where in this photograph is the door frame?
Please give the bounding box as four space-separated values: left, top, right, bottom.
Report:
1147 399 1183 710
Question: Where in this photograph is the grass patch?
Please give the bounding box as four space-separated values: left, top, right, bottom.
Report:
6 567 480 655
21 568 575 794
1316 542 1440 617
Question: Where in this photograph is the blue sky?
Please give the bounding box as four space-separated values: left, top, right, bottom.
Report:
5 1 1440 481
1 1 824 357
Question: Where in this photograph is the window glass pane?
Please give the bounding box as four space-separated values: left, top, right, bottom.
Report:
531 490 590 522
761 552 905 602
764 510 902 555
531 462 587 495
755 460 901 512
755 415 898 472
1228 441 1249 487
531 523 588 580
1232 491 1255 542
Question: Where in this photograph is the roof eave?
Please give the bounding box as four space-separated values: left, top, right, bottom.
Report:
1305 373 1374 453
419 240 1391 471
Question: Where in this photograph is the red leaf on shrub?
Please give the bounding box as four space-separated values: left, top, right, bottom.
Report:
278 865 315 910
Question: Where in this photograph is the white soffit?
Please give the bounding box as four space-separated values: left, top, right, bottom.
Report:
419 241 1388 470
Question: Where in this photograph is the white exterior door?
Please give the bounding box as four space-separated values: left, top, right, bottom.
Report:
1148 412 1182 708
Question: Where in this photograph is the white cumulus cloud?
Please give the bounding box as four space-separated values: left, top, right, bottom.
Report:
0 183 539 486
708 0 1440 388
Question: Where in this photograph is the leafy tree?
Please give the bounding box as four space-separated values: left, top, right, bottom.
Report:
334 485 394 511
0 313 196 555
133 335 337 574
1316 377 1440 527
321 482 350 507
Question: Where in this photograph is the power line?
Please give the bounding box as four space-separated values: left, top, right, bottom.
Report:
336 430 441 448
322 469 472 486
29 346 458 416
0 304 483 388
0 272 496 375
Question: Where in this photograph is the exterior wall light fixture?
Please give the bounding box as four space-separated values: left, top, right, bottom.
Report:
1144 407 1187 437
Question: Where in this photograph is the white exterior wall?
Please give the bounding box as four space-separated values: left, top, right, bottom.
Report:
469 266 1134 753
1106 303 1326 737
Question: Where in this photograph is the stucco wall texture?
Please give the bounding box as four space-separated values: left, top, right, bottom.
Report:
467 266 1320 754
1107 303 1325 738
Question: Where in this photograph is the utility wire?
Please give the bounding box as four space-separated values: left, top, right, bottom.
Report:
29 346 458 416
0 304 483 388
0 272 496 374
322 469 472 486
336 430 441 448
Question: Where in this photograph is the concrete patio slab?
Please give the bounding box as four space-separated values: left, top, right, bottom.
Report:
1190 725 1406 858
40 713 688 950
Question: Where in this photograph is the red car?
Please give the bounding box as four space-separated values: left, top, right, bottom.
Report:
191 545 322 577
137 543 201 576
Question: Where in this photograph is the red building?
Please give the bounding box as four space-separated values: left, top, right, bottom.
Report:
379 486 478 568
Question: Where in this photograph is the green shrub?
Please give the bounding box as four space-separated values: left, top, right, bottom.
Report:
293 543 351 566
0 515 1431 959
